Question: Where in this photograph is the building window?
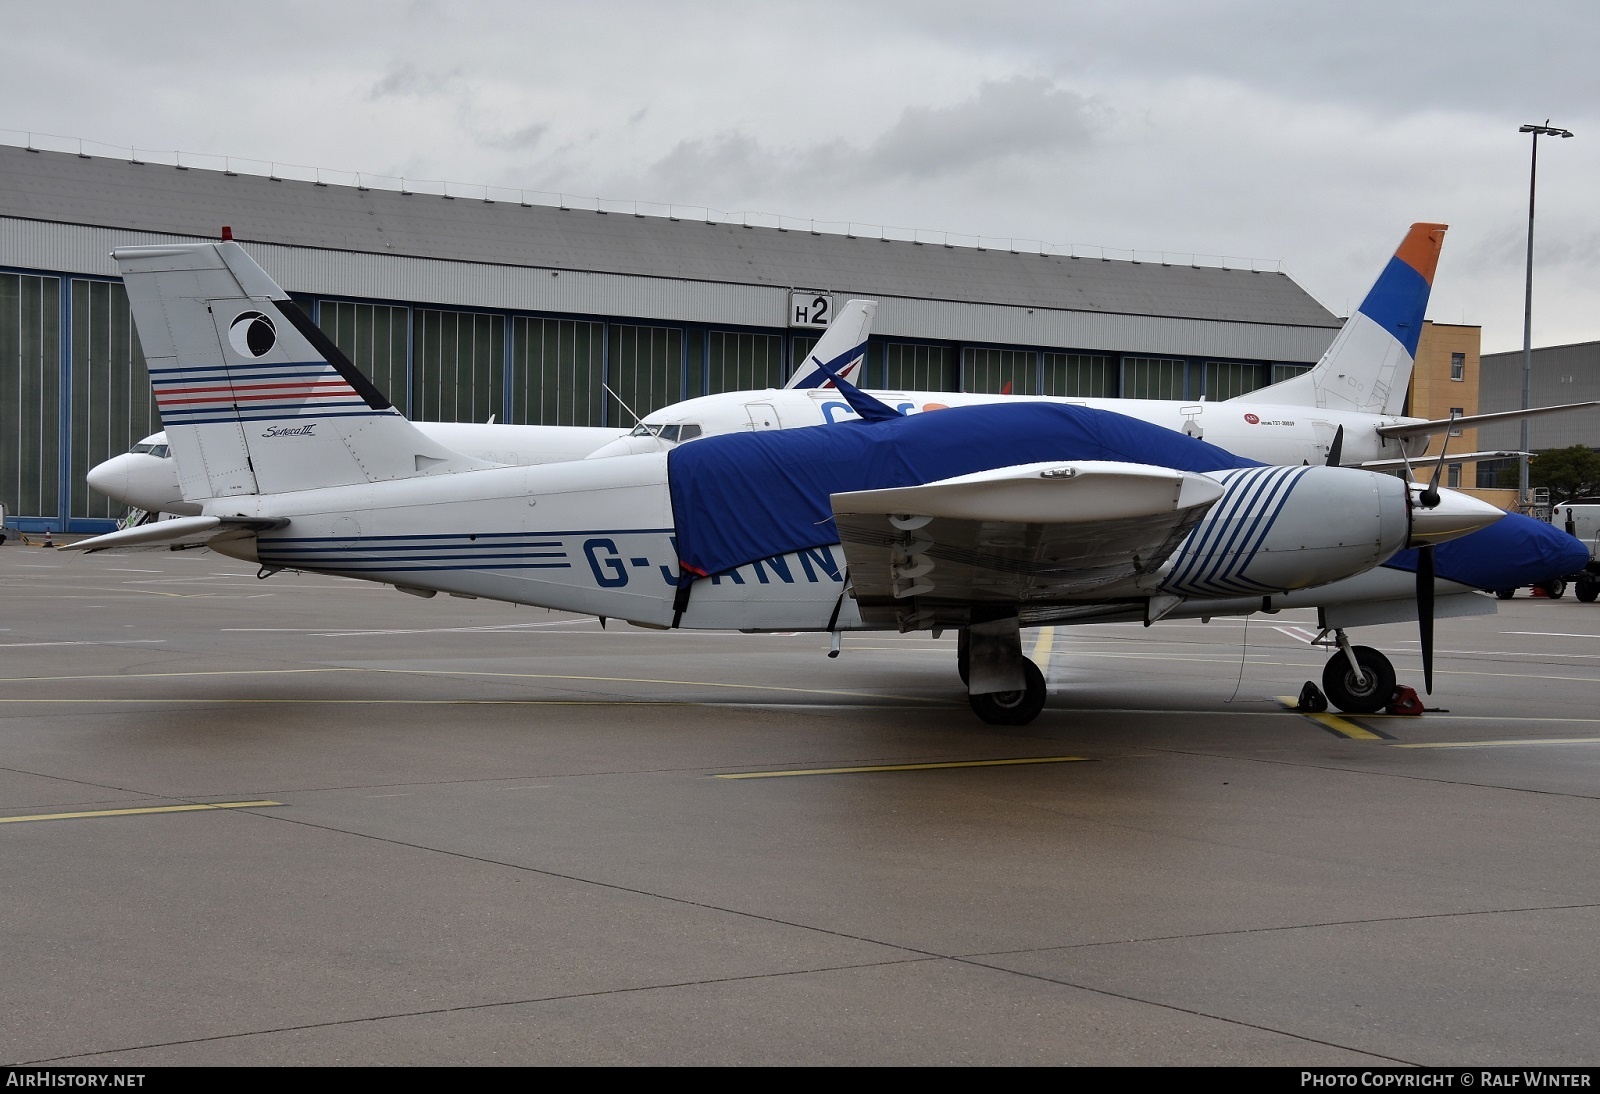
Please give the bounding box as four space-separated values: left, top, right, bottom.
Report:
1271 363 1312 384
1042 352 1115 398
1477 458 1517 490
1449 408 1464 436
962 347 1038 395
414 309 505 426
707 331 783 394
1451 352 1465 381
1 272 62 521
70 279 157 520
1122 356 1188 400
608 324 684 423
1202 361 1266 400
1447 463 1461 488
882 343 955 391
321 300 410 415
510 316 605 427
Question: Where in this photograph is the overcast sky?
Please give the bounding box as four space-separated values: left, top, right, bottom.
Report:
6 1 1597 353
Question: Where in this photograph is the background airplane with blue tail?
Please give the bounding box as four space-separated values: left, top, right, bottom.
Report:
64 240 1512 724
590 224 1595 468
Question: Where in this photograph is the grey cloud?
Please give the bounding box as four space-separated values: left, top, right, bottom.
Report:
644 77 1097 203
864 77 1098 178
478 123 549 152
366 63 462 101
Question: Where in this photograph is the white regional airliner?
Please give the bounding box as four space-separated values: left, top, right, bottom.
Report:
65 239 1510 724
91 224 1589 520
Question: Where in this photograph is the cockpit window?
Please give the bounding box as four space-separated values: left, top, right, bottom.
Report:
150 445 171 458
131 443 155 454
628 423 703 444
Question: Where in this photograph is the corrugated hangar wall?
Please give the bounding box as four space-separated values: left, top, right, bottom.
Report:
0 145 1342 529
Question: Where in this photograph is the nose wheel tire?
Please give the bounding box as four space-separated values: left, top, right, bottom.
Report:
969 659 1047 725
1321 646 1396 714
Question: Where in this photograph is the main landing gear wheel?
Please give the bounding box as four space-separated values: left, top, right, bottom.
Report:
956 629 970 685
1321 645 1396 715
1494 588 1517 600
968 659 1047 726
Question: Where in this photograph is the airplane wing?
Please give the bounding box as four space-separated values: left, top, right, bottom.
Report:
831 461 1224 629
59 514 287 554
1376 402 1600 439
1357 450 1525 472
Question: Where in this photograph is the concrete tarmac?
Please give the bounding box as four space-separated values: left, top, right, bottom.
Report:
3 546 1599 1065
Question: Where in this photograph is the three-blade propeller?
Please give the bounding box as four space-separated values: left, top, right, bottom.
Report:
1400 412 1460 693
1328 418 1453 694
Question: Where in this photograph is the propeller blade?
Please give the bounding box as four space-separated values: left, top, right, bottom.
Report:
1418 544 1436 694
1325 424 1344 467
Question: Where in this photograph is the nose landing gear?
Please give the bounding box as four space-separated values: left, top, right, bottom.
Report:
1313 628 1397 714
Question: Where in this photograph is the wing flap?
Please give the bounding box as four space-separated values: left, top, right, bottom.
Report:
831 462 1223 628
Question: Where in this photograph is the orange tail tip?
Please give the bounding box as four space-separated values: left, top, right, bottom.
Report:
1394 222 1449 286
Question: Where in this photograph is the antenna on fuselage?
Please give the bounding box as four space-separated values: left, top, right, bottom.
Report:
602 383 645 428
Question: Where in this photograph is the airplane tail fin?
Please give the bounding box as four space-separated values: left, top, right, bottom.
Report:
784 299 877 389
115 241 489 501
1245 223 1447 416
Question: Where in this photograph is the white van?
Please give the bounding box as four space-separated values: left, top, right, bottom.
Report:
1550 502 1600 601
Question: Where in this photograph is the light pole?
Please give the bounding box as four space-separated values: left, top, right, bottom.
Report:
1519 121 1574 513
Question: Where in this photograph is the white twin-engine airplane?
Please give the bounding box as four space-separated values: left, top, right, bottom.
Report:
66 240 1510 725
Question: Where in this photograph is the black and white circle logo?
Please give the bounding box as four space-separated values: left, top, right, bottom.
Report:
228 311 277 358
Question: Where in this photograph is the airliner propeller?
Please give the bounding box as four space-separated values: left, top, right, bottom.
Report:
1400 409 1461 693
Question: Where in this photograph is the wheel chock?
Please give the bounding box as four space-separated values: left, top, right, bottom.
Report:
1385 686 1425 716
1296 680 1328 713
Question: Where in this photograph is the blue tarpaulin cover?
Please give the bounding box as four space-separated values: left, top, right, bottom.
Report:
665 402 1259 582
1384 513 1588 590
664 398 1577 595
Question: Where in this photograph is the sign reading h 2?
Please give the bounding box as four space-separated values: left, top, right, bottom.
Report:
790 292 833 329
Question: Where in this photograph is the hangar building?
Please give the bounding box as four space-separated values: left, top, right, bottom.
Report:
1478 341 1600 456
0 141 1344 531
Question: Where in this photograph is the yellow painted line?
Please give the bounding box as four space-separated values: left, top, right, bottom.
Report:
1031 626 1055 664
715 755 1088 779
1394 738 1600 750
0 800 282 825
1275 696 1386 740
1067 651 1600 687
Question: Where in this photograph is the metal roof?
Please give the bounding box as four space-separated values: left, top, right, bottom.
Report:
0 145 1339 332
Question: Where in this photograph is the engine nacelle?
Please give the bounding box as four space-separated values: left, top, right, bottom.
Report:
1159 465 1411 599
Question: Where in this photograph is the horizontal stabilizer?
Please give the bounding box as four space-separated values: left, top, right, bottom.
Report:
60 515 287 553
1376 401 1600 440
